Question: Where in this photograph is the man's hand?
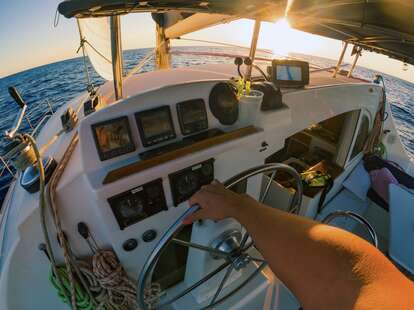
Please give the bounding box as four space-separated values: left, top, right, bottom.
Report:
183 180 253 225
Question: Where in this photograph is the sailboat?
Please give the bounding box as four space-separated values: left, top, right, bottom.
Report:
1 1 413 309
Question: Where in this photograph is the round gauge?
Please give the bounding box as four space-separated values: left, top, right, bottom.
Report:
119 201 140 218
209 82 239 125
177 172 199 196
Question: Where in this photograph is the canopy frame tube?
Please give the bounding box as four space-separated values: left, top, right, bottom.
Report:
332 41 348 78
245 19 261 81
347 46 362 78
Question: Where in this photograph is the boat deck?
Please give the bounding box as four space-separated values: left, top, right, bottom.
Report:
309 69 369 87
98 64 371 105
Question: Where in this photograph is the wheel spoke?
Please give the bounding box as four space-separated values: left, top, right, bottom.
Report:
171 238 230 258
159 261 231 307
247 256 266 263
239 232 250 250
242 238 254 251
260 171 276 203
209 265 234 306
203 262 268 309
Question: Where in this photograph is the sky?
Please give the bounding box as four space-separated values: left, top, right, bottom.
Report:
1 0 413 83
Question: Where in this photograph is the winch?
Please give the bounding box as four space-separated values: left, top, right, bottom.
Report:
2 86 56 193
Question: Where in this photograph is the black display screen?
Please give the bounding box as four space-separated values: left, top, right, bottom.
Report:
271 59 309 87
92 116 135 161
108 179 167 230
177 99 208 135
135 106 176 147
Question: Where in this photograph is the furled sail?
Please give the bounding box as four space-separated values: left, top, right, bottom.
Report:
78 17 113 81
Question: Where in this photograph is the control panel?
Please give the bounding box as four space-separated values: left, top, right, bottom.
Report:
135 106 176 147
176 98 208 135
91 116 135 161
169 159 215 206
89 82 241 166
270 59 309 88
108 179 167 230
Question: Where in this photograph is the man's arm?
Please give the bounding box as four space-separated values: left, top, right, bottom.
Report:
185 181 414 310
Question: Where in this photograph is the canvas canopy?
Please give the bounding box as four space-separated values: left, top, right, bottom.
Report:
58 0 414 65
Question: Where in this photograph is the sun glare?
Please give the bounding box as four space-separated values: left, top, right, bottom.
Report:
274 18 291 32
260 17 325 57
270 18 295 56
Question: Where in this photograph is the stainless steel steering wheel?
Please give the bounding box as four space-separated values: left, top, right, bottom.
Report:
138 163 303 309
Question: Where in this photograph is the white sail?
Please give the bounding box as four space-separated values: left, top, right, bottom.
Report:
78 17 113 81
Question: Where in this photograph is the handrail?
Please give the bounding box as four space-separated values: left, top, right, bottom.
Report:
31 113 53 138
0 179 17 273
224 163 303 214
322 211 379 248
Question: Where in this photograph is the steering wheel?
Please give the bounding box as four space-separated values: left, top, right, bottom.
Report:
138 163 303 309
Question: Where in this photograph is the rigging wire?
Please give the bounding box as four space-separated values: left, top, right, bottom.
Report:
76 38 112 64
76 19 94 94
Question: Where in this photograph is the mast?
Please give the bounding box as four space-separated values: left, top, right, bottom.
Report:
110 15 123 100
155 23 171 69
153 13 171 70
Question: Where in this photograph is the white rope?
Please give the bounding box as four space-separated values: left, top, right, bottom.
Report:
92 250 137 309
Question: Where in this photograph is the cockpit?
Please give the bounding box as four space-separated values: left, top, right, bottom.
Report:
2 1 412 309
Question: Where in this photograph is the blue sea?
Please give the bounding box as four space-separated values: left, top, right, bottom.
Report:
0 47 413 203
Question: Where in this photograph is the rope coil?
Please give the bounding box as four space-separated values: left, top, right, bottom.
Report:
92 251 137 309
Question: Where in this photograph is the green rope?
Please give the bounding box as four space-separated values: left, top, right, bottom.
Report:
373 142 387 158
49 267 95 310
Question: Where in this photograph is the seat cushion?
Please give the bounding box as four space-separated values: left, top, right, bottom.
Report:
389 184 414 274
343 161 371 201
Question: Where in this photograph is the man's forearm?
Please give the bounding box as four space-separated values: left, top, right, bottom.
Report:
234 195 411 309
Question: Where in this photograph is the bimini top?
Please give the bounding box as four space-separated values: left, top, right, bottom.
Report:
58 0 414 65
57 0 287 21
287 0 414 65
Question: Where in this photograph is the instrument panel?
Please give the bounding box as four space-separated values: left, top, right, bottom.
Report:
108 178 167 230
87 81 241 229
176 99 208 135
169 159 215 206
135 106 176 147
90 82 239 162
271 59 309 88
107 159 215 229
91 116 135 161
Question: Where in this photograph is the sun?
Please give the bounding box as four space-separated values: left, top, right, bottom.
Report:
260 17 324 57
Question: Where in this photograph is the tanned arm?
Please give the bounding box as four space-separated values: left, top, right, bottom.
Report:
184 181 414 310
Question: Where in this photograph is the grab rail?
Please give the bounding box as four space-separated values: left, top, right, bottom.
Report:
31 113 53 138
322 211 379 248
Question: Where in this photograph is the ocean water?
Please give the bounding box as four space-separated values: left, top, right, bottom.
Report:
0 47 413 202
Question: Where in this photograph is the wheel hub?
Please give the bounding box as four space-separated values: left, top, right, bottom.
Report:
210 230 242 259
230 253 250 271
